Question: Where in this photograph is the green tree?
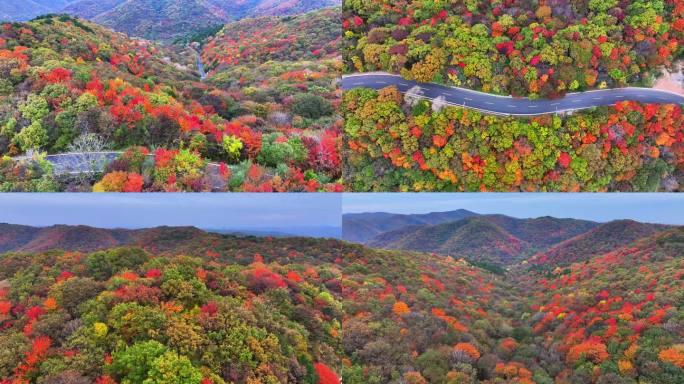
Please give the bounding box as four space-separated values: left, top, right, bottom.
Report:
19 94 49 122
143 351 203 384
13 120 49 150
109 340 168 383
85 247 150 280
291 94 333 119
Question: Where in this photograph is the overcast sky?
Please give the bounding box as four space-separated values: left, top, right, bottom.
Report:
0 193 342 230
343 193 684 225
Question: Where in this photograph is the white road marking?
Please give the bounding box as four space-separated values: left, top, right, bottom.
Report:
551 103 560 106
572 99 581 103
485 102 494 105
465 97 473 101
616 96 625 98
592 97 602 100
507 105 516 108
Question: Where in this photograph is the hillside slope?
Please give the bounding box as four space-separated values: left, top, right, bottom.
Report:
61 0 340 41
201 7 340 72
343 225 684 383
529 219 670 267
363 215 600 266
92 0 229 42
0 229 345 383
342 209 479 243
61 0 128 19
0 223 681 383
0 0 72 21
512 227 684 384
0 13 341 192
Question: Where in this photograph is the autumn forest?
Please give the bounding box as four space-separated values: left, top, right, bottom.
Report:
0 0 683 383
343 0 684 191
0 203 682 384
0 5 342 192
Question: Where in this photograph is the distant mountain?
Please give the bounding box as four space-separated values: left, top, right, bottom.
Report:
201 7 340 73
368 217 530 266
0 0 72 21
0 224 41 253
528 219 670 267
206 0 340 19
1 0 341 42
365 215 599 266
60 0 341 41
89 0 229 42
354 212 675 267
0 223 340 254
14 225 135 253
0 224 137 253
206 226 342 239
468 215 599 249
62 0 129 19
342 209 480 243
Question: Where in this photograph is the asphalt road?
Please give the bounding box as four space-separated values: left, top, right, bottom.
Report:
196 51 207 80
342 72 684 116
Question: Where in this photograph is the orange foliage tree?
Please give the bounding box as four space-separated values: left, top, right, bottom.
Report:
392 301 410 316
566 338 609 364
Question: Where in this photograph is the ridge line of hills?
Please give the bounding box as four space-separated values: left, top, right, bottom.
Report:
343 210 678 268
1 213 679 272
1 0 342 42
0 223 342 254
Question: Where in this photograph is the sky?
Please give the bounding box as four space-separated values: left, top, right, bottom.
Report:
0 194 343 233
1 193 681 232
343 193 684 225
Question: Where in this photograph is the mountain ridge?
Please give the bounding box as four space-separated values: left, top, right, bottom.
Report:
342 209 480 243
1 0 341 42
0 223 340 254
528 219 671 267
344 211 675 267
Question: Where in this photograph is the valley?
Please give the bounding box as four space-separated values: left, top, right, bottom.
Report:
340 209 684 383
0 5 342 192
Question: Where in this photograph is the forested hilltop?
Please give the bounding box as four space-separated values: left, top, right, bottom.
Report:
0 226 345 383
0 220 682 383
0 8 342 192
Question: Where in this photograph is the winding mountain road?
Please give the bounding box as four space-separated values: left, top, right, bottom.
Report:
195 50 207 81
342 72 684 116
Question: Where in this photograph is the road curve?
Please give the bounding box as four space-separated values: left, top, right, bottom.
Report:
342 72 684 116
